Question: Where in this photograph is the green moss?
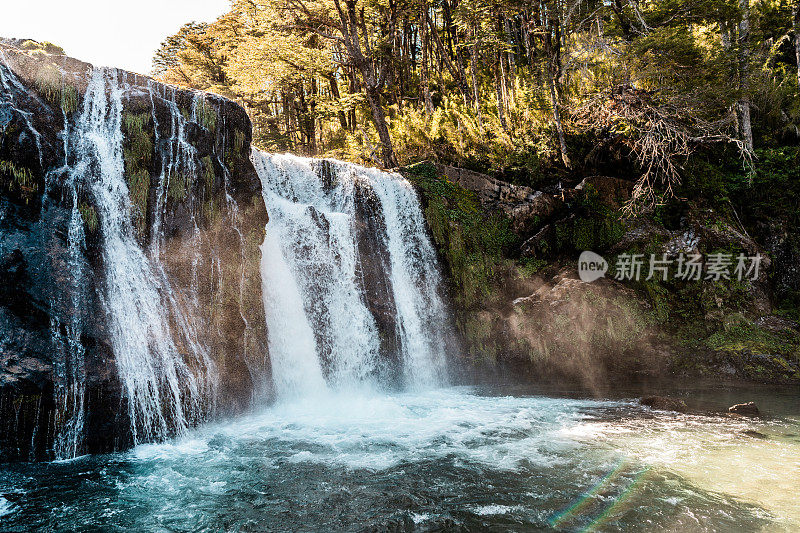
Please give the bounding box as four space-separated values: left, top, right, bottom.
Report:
195 99 218 132
405 162 517 311
21 40 65 55
705 323 799 359
128 169 150 218
59 85 79 115
225 130 247 168
121 112 154 167
555 211 626 254
520 257 547 277
120 112 155 236
201 156 215 193
78 203 99 233
403 162 521 359
200 156 217 221
167 171 190 201
462 314 499 362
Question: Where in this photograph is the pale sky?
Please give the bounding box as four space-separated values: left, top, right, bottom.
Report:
0 0 231 75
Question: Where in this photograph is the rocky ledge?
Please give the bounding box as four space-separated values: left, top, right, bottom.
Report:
405 162 800 388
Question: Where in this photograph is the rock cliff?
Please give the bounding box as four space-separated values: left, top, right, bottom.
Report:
0 40 268 460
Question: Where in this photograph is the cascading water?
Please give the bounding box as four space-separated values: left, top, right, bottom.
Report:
252 151 450 397
356 165 452 387
145 83 218 416
49 196 88 459
69 69 214 443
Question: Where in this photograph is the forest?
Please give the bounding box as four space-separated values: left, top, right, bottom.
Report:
154 0 800 212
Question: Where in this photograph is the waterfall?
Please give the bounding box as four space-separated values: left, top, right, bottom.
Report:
69 69 214 443
252 150 450 397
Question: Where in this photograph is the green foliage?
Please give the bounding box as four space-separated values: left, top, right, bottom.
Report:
225 129 247 168
200 156 218 221
120 112 155 236
404 161 516 310
121 112 154 167
21 40 65 55
167 171 190 201
0 159 37 201
128 169 151 217
33 66 78 115
705 322 799 362
201 155 215 192
549 188 627 255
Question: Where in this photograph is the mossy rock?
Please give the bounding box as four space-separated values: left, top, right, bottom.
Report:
195 99 218 133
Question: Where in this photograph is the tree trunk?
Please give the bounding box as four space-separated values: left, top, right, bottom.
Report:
470 36 483 131
494 56 508 131
420 4 434 114
365 88 398 167
328 75 350 131
611 0 635 40
548 73 571 169
543 7 570 168
504 17 517 98
738 0 753 153
426 13 471 103
333 0 398 168
793 0 800 88
307 79 318 154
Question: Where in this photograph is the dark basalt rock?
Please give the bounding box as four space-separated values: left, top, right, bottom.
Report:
0 39 269 460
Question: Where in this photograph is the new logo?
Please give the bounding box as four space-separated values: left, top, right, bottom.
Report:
578 251 608 282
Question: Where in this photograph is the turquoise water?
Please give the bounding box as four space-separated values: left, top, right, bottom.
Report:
1 385 798 531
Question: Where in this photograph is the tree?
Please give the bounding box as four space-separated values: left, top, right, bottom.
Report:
738 0 753 153
794 0 800 88
152 22 209 81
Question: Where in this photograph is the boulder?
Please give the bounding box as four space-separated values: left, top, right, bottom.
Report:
728 402 760 417
640 396 688 413
434 163 563 235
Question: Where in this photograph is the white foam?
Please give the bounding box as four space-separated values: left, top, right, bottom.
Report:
471 504 521 516
132 388 607 474
0 496 13 517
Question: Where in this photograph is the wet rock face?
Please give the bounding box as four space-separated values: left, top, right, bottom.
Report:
351 177 402 380
0 40 269 460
